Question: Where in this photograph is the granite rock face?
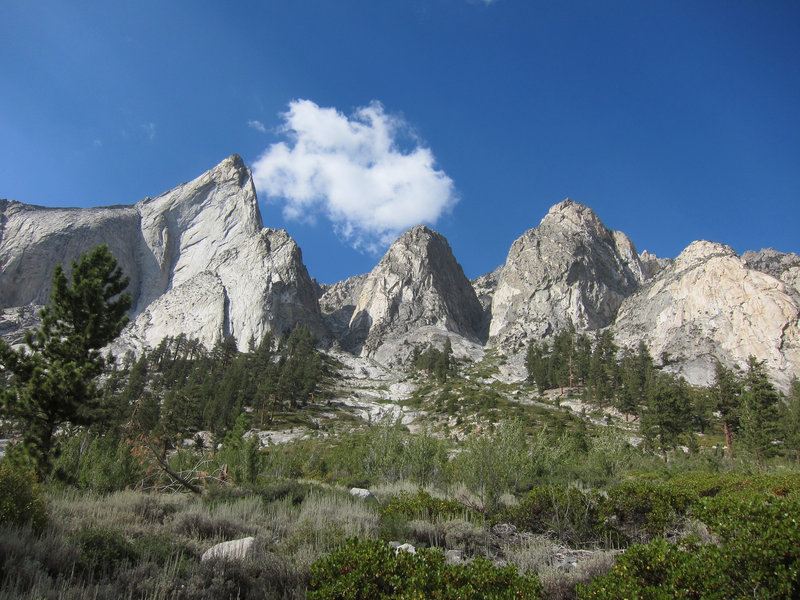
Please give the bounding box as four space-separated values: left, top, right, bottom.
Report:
318 273 369 343
346 225 485 364
488 199 646 349
5 165 800 392
742 248 800 302
471 265 503 338
614 241 800 390
1 156 325 353
0 199 144 310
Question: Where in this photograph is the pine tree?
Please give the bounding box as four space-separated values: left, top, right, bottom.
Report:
0 245 131 475
711 361 741 457
641 373 692 461
780 380 800 464
739 356 780 467
525 341 549 395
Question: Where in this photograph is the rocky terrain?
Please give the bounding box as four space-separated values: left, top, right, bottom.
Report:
614 241 800 390
1 155 325 356
2 155 798 390
488 199 646 349
343 225 485 366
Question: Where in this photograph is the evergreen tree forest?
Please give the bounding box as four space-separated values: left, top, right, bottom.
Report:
104 324 329 442
524 328 787 462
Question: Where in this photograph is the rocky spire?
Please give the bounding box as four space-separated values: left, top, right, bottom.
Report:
488 199 646 349
345 225 484 363
1 155 325 354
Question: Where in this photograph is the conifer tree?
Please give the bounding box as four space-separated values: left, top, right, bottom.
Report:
780 380 800 464
0 245 131 475
739 356 780 467
711 361 741 457
641 373 692 461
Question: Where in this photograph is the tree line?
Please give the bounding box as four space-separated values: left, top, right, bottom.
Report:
525 328 797 463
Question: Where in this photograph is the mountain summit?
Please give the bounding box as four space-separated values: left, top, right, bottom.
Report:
2 161 799 390
1 155 325 353
344 225 484 364
488 199 646 348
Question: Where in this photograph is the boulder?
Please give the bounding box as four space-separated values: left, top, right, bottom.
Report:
349 487 376 501
200 537 260 562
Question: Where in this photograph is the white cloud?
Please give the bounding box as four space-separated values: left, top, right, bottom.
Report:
252 99 457 252
248 119 267 133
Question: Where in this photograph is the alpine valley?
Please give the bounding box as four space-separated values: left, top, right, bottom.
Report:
5 156 800 600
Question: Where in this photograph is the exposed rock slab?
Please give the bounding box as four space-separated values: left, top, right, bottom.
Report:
0 199 145 309
742 248 800 302
615 241 800 390
318 273 369 342
471 265 503 338
489 199 646 349
1 156 325 354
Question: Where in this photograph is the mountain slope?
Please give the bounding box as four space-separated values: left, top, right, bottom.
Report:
614 240 800 390
345 225 485 364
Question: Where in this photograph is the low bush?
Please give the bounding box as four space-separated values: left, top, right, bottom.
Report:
578 492 800 599
504 485 606 546
309 538 544 600
73 525 138 577
602 480 694 542
258 478 316 505
381 489 475 522
0 461 48 533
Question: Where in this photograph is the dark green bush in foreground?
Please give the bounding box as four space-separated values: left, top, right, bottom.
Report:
0 461 48 533
309 538 543 600
578 492 800 599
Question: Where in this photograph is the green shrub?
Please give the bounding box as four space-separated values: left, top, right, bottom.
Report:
309 538 544 599
259 478 316 505
73 525 138 577
602 480 695 541
381 490 474 522
0 461 48 533
579 492 800 599
504 485 605 546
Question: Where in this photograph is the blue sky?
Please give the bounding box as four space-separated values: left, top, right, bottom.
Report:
2 1 799 284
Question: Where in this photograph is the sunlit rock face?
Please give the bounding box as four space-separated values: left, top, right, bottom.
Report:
614 240 800 390
488 199 646 350
0 199 143 309
4 166 800 391
742 247 800 303
345 225 485 365
1 155 325 354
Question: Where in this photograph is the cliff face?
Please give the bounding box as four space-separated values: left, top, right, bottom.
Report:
488 199 646 349
0 200 144 309
0 155 325 353
3 161 799 391
614 241 800 390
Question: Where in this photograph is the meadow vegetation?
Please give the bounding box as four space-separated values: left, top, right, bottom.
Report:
2 248 800 598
